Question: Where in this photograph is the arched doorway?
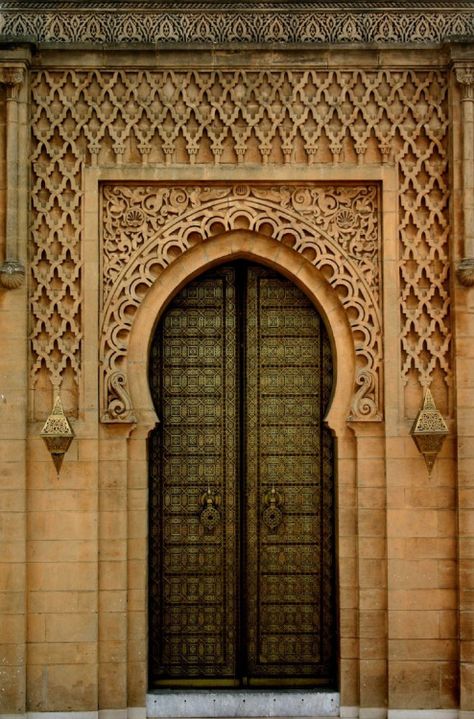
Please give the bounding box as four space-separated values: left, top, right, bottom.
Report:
148 261 337 688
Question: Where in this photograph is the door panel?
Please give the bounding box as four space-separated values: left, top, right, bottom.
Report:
245 266 335 682
148 268 239 682
148 263 336 688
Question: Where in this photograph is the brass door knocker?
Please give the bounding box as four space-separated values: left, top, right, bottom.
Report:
200 488 221 531
262 486 284 531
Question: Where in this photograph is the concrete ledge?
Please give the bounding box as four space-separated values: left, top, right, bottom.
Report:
146 690 340 717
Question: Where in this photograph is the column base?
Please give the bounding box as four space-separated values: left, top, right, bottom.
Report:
0 259 25 289
457 258 474 287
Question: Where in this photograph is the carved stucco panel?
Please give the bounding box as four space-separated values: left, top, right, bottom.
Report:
100 183 382 423
30 68 451 418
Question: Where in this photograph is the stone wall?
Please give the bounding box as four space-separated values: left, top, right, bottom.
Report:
0 10 474 718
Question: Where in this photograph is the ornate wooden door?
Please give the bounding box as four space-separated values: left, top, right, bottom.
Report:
148 263 336 688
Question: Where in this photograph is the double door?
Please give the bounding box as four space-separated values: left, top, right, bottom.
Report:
148 263 336 687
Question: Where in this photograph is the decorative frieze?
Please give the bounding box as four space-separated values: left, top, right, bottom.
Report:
2 2 474 46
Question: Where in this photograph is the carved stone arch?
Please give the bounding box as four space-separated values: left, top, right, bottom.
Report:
126 230 356 438
100 182 382 424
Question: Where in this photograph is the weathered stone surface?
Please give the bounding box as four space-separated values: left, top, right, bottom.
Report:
0 7 473 717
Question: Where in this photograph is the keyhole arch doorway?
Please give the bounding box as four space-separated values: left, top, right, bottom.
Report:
141 233 356 689
123 231 356 693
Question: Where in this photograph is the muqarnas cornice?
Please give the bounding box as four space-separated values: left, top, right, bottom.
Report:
1 2 474 46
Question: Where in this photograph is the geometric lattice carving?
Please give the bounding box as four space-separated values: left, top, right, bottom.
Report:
31 69 450 417
3 3 474 46
101 183 381 423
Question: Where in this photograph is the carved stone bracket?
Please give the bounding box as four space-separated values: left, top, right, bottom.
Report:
100 182 383 424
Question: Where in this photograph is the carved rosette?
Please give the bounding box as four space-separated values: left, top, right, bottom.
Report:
100 183 382 423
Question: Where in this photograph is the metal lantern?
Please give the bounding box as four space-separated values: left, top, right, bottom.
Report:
40 393 74 475
410 388 448 475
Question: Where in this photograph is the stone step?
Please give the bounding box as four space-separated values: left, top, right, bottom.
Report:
147 690 339 718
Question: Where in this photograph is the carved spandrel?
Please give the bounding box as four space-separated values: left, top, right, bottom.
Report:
100 182 382 423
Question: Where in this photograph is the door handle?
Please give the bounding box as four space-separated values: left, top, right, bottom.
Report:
262 486 284 531
200 488 221 531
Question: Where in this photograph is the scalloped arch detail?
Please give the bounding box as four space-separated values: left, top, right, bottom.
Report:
100 182 382 423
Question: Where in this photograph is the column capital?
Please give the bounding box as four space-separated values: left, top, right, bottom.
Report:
0 65 25 98
0 260 25 290
455 63 474 101
457 258 474 287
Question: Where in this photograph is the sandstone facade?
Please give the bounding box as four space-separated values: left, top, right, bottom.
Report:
1 3 474 718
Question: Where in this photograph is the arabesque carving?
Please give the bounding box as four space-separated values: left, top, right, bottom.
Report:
3 2 474 46
31 69 451 417
101 183 381 422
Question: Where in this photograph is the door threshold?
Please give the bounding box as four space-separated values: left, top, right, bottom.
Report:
146 688 340 717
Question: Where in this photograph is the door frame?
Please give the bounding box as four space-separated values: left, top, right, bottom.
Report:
147 260 338 687
126 230 357 692
128 230 356 438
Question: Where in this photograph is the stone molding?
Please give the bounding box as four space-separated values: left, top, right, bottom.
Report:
0 64 26 290
1 2 474 46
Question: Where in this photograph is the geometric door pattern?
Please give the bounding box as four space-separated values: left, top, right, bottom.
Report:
148 262 336 687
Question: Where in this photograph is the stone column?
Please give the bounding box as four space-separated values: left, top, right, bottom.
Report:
454 62 474 719
456 64 474 287
0 65 25 290
0 61 28 714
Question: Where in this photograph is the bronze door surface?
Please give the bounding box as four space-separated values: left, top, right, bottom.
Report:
148 263 336 688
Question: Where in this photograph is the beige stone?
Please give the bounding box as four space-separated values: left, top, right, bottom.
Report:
0 16 472 716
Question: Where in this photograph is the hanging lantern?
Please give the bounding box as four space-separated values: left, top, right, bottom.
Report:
410 388 448 475
40 393 74 475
